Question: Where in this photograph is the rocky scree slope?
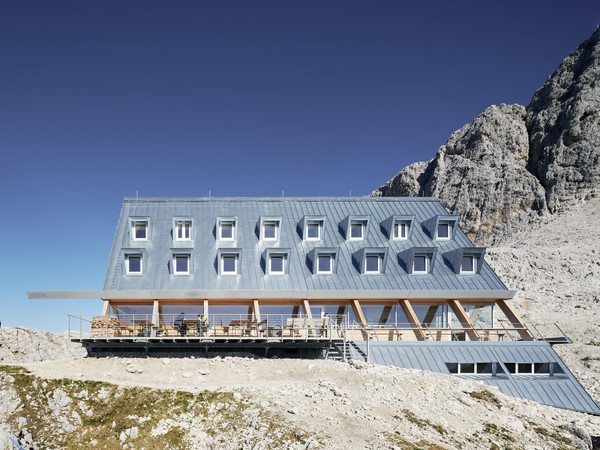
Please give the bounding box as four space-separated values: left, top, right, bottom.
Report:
373 26 600 244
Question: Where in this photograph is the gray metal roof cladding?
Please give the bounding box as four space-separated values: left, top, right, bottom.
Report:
103 197 509 293
348 342 600 415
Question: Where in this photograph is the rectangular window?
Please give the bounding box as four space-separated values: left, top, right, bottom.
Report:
437 222 450 239
221 255 237 274
269 255 284 274
174 255 189 274
350 221 364 239
393 222 408 239
365 255 380 273
263 221 278 240
317 254 333 274
132 221 148 240
126 255 142 274
175 221 191 241
461 255 475 273
413 255 429 274
306 221 321 240
219 221 235 240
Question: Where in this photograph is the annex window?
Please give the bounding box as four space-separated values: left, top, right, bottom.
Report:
446 362 500 375
461 255 477 274
173 254 190 275
126 254 142 275
218 219 236 241
317 254 334 274
269 254 285 274
413 254 431 274
175 220 191 241
436 221 451 240
306 221 322 240
393 221 409 240
350 220 365 240
132 221 148 241
221 254 238 274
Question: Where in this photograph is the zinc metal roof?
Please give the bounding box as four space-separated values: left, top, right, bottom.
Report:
347 341 600 415
103 197 509 294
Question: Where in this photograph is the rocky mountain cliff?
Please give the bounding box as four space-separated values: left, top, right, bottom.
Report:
373 26 600 243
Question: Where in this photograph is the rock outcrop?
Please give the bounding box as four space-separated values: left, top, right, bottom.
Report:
373 26 600 243
0 327 87 363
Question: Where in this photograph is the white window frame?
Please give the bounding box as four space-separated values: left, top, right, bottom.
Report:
175 220 192 241
221 254 238 275
132 221 148 241
393 221 409 240
436 222 452 240
173 254 190 275
364 254 382 274
349 220 364 240
262 220 279 241
460 255 477 274
316 254 334 274
306 221 322 241
412 254 430 274
218 220 236 241
125 254 143 275
268 254 286 275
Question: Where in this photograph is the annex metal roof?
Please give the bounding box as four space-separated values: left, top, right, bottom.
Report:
348 341 600 415
98 197 509 295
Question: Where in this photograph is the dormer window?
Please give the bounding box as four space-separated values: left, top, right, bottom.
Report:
350 221 364 240
263 221 277 240
413 254 431 274
175 220 191 241
393 221 409 240
173 254 190 275
269 254 285 274
437 222 451 240
306 221 322 240
132 221 148 241
125 254 142 275
317 254 334 274
365 254 381 273
218 219 236 241
461 255 477 274
221 254 238 274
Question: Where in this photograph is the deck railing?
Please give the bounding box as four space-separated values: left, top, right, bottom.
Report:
70 313 545 344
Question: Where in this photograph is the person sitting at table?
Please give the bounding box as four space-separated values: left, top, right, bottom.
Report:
174 312 187 336
198 314 210 336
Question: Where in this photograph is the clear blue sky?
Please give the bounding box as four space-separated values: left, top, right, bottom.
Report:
1 1 598 332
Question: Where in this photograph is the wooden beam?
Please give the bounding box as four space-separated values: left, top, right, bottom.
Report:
203 299 209 317
496 299 534 340
336 305 346 326
422 305 439 327
398 299 426 341
302 299 315 336
101 300 110 316
253 299 261 322
447 299 480 341
350 299 367 327
378 305 392 325
292 305 300 317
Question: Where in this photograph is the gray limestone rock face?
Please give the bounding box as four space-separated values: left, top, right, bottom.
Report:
526 26 600 212
374 104 548 242
374 26 600 243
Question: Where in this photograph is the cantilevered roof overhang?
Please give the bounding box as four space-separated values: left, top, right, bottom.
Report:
27 289 516 301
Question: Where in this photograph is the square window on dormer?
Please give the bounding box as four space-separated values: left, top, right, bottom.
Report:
269 254 285 274
461 255 476 274
219 221 235 240
173 254 190 275
393 222 408 240
126 254 142 274
413 255 430 274
263 221 278 240
365 255 381 273
437 222 451 240
221 254 238 274
175 220 191 241
350 221 364 240
317 254 333 274
132 221 148 241
306 221 321 240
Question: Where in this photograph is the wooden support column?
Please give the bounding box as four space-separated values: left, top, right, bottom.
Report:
398 299 426 341
101 300 111 316
247 305 253 321
302 299 315 336
350 299 368 340
253 299 261 322
422 305 439 326
151 300 159 337
378 306 392 325
336 305 346 326
203 300 209 317
292 305 300 317
447 299 480 341
496 299 534 340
